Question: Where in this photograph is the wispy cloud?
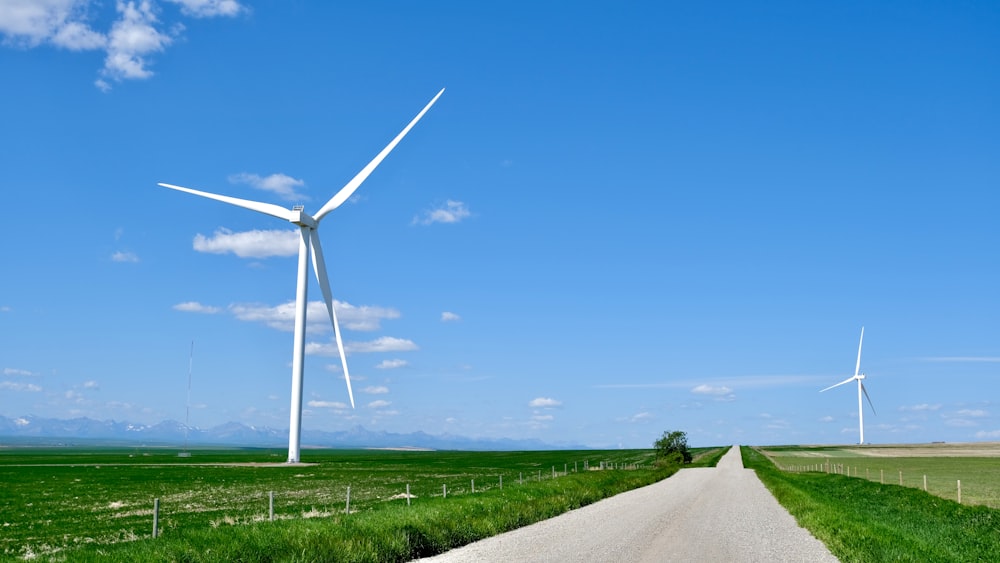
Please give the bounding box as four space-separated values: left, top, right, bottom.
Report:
363 386 388 394
193 228 299 258
0 0 245 91
412 200 471 225
306 336 418 356
230 300 399 332
375 359 408 370
111 250 139 263
3 368 36 377
898 403 942 412
440 311 461 322
0 381 42 392
368 399 391 409
597 375 825 390
228 172 307 202
173 301 221 314
691 384 732 396
529 397 561 408
307 400 347 409
168 0 245 18
919 357 1000 363
975 429 1000 439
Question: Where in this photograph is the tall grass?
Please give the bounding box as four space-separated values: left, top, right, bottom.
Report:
742 446 1000 562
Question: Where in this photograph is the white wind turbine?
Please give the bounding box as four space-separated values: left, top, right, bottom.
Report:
158 89 444 463
821 327 876 445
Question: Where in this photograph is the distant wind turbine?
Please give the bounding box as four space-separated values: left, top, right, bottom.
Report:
821 327 876 445
158 89 444 463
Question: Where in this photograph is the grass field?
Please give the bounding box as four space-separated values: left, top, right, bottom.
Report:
743 446 1000 562
759 442 1000 507
0 445 691 561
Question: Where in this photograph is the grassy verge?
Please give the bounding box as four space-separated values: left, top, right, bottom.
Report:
50 463 682 562
742 446 1000 562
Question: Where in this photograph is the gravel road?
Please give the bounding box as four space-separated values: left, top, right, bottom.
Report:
416 446 839 562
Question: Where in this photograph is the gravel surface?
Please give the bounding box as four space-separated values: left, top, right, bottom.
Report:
416 446 839 562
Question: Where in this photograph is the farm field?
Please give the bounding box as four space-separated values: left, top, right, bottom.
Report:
759 442 1000 508
0 445 670 560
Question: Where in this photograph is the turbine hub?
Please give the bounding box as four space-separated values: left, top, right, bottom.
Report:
289 209 317 229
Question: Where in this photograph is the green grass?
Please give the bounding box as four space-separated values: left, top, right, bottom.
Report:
742 446 1000 562
761 446 1000 507
1 446 723 561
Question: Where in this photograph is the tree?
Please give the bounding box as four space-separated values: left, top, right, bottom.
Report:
654 430 692 464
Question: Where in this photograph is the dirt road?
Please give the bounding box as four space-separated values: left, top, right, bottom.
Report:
417 446 838 562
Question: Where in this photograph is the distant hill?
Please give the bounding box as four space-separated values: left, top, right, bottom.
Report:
0 415 583 450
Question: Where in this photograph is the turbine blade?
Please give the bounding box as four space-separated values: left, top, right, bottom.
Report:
855 326 865 378
861 381 876 415
308 230 355 408
820 376 856 393
313 88 445 222
158 183 296 222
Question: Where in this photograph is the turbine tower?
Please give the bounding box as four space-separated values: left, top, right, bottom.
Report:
821 327 876 445
158 89 444 463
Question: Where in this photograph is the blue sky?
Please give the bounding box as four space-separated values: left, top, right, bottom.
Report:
1 1 998 448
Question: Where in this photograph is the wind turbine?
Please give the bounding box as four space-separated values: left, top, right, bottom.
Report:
158 89 444 463
821 327 876 445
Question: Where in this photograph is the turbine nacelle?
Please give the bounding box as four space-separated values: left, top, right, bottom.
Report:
289 209 317 229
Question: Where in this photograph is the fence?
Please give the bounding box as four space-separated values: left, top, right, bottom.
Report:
143 458 644 539
775 459 987 506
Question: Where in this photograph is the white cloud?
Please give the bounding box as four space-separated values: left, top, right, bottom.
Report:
14 417 30 427
368 399 391 409
229 300 399 332
0 0 104 49
529 397 561 408
307 400 347 409
0 381 42 392
0 0 245 90
956 409 989 418
975 429 1000 439
819 415 835 422
945 418 977 428
193 228 299 258
691 384 733 396
532 414 554 421
166 0 244 18
82 380 99 389
375 359 408 370
228 172 307 202
629 412 654 423
0 306 10 312
3 368 36 377
173 301 221 314
440 311 461 322
363 386 389 394
111 250 139 262
100 1 176 84
412 200 471 225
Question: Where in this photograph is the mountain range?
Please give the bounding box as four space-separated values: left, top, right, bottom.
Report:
0 415 583 450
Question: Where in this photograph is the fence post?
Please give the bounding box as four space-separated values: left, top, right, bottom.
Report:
152 498 159 538
880 469 884 484
499 475 503 490
471 479 475 493
575 461 578 473
406 484 411 506
564 463 567 475
958 480 962 504
346 486 351 514
552 466 556 479
269 491 274 521
923 475 927 492
519 472 523 485
899 470 903 486
443 483 447 499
